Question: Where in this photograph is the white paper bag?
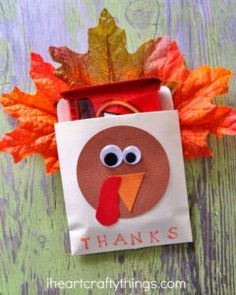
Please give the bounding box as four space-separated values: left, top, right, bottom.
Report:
55 111 192 255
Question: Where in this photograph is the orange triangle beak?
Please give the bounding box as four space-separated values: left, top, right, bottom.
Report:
118 173 144 213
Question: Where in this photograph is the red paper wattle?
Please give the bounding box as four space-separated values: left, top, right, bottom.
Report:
96 176 121 226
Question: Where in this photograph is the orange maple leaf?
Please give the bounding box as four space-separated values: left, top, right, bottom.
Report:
143 40 235 158
0 9 235 174
0 53 69 174
50 9 235 160
175 66 235 158
144 37 236 159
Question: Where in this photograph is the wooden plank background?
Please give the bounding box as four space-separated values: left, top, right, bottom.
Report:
0 0 235 294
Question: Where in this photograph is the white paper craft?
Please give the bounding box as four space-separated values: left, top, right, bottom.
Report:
55 111 193 255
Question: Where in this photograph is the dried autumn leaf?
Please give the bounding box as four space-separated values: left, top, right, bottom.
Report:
143 35 190 88
0 53 69 174
143 36 236 157
176 66 235 159
49 8 160 87
50 9 235 160
1 9 235 174
181 129 211 159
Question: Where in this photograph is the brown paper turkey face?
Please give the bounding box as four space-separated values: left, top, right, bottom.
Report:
77 126 170 226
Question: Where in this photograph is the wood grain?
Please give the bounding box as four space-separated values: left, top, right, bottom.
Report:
0 0 235 294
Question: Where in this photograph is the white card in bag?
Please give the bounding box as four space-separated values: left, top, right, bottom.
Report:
55 111 192 255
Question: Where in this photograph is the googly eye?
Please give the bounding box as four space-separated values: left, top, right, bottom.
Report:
123 146 142 165
100 145 123 168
